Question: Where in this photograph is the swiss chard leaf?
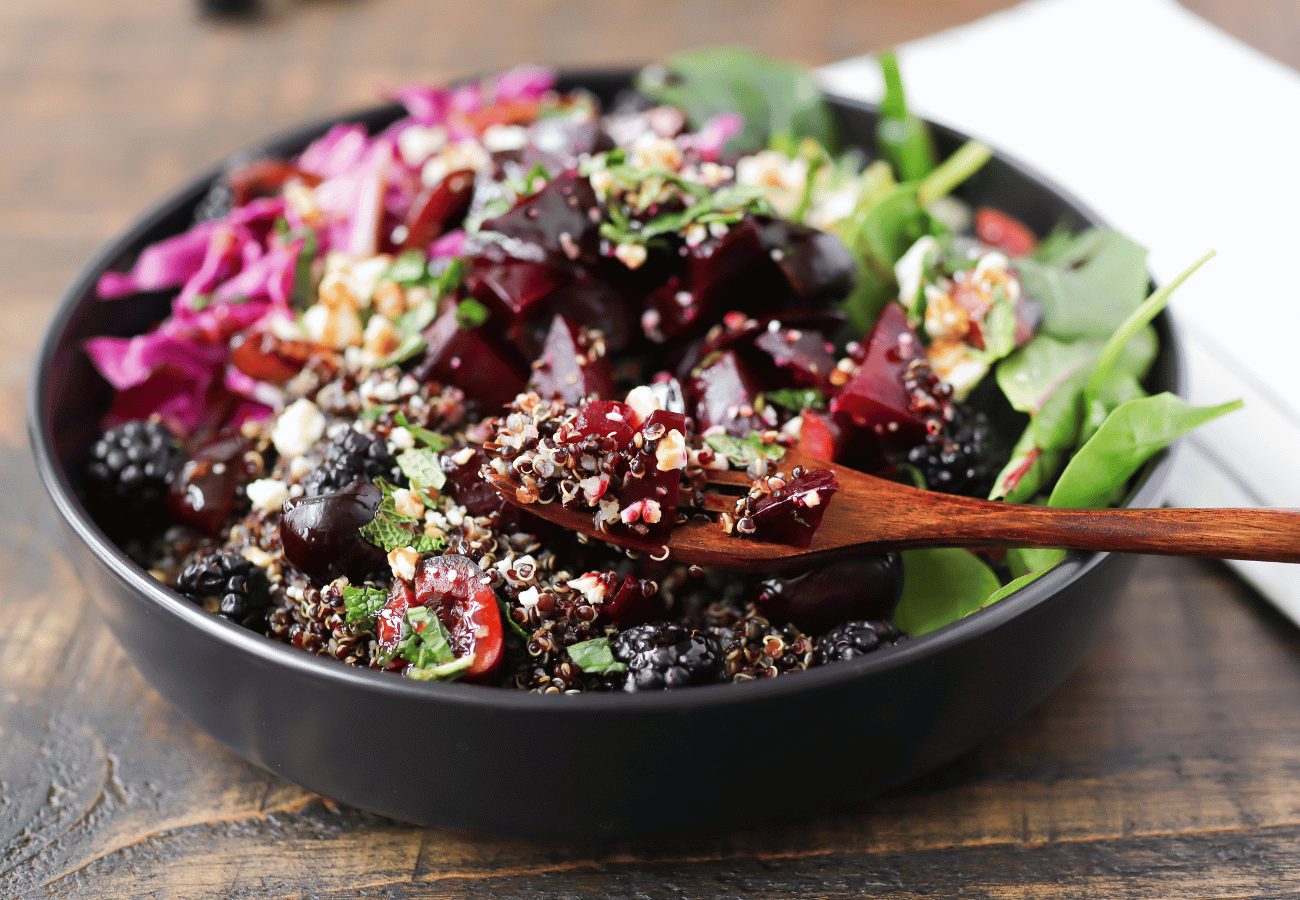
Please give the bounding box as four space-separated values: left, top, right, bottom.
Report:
637 48 837 153
1048 394 1241 510
892 548 1001 637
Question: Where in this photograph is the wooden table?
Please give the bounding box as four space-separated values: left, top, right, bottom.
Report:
3 1 1297 895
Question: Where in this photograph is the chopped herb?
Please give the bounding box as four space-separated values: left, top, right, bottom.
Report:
501 599 532 641
455 298 490 329
385 249 430 285
341 584 388 627
400 607 456 668
188 293 214 312
567 637 627 675
763 387 826 412
397 447 446 493
380 333 428 368
406 654 473 681
290 229 319 310
359 405 387 422
433 257 467 297
705 432 787 468
358 479 447 553
394 412 451 451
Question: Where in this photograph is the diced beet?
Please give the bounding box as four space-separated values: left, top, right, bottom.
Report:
796 410 840 462
413 554 504 681
439 446 507 519
165 430 253 536
688 350 769 436
974 207 1037 257
465 255 566 320
230 331 311 384
755 554 902 633
513 119 613 173
829 303 928 447
280 479 388 581
643 219 791 343
742 467 838 548
529 315 615 403
401 168 475 251
535 269 639 353
572 400 639 447
757 217 857 305
603 573 661 627
481 171 602 266
612 409 687 548
413 304 528 410
752 324 838 389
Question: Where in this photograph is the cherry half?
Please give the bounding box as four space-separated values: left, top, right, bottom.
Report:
413 554 504 682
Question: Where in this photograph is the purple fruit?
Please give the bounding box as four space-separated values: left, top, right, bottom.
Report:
280 479 387 581
166 430 252 536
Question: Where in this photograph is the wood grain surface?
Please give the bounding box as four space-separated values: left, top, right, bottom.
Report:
2 1 1298 896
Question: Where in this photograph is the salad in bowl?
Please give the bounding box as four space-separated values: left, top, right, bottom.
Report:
79 50 1233 693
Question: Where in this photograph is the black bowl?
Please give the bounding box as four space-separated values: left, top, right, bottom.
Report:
28 70 1182 839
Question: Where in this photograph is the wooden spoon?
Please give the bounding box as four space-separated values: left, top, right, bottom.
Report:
484 451 1300 572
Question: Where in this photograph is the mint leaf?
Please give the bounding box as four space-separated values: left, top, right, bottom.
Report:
567 637 627 675
705 432 786 468
379 297 440 367
397 447 446 493
341 584 388 627
393 412 451 451
406 654 473 681
358 479 447 553
400 607 456 667
892 548 1001 637
763 388 826 412
290 229 319 310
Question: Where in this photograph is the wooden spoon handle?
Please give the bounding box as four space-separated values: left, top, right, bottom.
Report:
908 503 1300 562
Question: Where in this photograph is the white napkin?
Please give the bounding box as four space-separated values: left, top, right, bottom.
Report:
821 0 1300 624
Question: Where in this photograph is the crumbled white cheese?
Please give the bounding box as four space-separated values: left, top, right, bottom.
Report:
388 426 416 452
451 446 476 466
246 478 289 513
655 429 689 472
398 125 449 166
387 546 419 581
801 490 822 508
735 150 807 219
518 586 541 608
614 242 648 270
481 123 529 153
272 399 326 459
391 488 424 520
624 385 660 422
568 573 609 605
629 133 684 172
927 341 989 401
363 314 402 358
620 498 662 525
894 236 940 312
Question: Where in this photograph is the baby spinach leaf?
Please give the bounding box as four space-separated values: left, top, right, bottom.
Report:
990 430 1067 503
1016 229 1149 340
567 637 628 675
981 565 1058 608
637 48 836 153
1048 394 1241 510
1007 546 1067 577
893 548 1001 636
875 50 937 181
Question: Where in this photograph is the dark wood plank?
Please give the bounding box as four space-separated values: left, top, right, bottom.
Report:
1 1 1297 897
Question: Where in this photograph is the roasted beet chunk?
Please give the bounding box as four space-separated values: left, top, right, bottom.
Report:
280 479 387 581
465 254 566 320
401 169 475 251
688 350 771 436
413 303 528 410
757 217 857 305
413 554 504 681
166 430 253 536
612 409 688 548
481 171 602 266
572 399 639 446
755 554 902 633
529 315 615 403
603 573 662 627
830 303 945 449
731 467 839 547
752 322 839 390
643 219 790 342
440 446 507 519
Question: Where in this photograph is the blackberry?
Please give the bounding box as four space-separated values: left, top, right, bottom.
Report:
177 551 272 631
86 420 183 508
905 408 1004 498
300 428 395 497
814 620 905 665
611 622 723 691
